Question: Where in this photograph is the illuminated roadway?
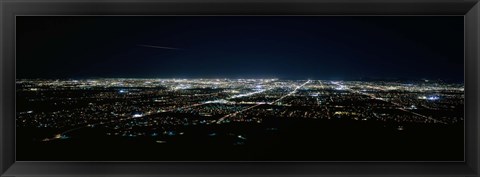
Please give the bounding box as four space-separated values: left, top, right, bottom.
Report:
331 82 446 124
49 84 272 140
215 80 311 124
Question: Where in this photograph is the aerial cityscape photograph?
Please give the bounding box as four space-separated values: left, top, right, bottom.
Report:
16 16 464 161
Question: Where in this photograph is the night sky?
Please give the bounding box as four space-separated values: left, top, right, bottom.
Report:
16 16 464 82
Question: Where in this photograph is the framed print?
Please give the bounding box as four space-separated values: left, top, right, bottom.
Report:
1 0 479 176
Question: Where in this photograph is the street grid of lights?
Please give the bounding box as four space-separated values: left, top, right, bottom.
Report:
16 78 464 142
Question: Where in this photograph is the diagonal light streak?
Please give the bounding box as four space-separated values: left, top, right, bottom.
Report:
137 44 180 50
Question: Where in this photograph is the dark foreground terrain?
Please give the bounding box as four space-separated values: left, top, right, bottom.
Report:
17 118 463 161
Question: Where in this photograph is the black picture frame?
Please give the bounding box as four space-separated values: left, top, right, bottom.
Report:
1 0 479 176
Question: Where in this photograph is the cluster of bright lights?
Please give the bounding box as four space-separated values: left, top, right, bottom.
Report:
132 113 144 118
427 96 440 101
418 95 440 101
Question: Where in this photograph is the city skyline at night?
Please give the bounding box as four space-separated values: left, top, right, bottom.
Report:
16 16 464 161
16 78 464 161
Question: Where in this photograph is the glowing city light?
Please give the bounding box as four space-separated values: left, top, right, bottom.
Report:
427 96 440 101
132 113 143 118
